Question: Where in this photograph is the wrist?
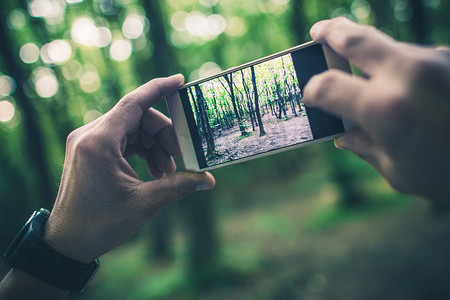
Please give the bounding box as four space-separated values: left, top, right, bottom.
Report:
2 209 100 292
42 213 97 264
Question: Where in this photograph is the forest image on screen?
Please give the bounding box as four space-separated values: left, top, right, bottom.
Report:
187 53 313 167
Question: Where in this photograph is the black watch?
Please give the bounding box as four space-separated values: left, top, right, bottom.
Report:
2 208 100 292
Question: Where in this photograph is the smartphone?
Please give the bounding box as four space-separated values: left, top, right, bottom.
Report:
166 41 353 172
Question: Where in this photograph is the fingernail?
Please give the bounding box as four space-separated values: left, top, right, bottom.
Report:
196 180 214 191
334 137 345 150
170 73 185 84
310 20 328 39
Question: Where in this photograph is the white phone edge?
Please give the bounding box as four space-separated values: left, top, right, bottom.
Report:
166 42 354 172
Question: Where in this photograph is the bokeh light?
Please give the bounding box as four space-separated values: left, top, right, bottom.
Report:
171 11 187 31
28 0 66 19
122 14 146 39
83 109 102 124
110 39 132 61
79 65 101 93
351 0 371 20
184 11 227 41
331 7 349 18
257 0 290 14
67 0 84 3
0 100 15 123
170 31 192 48
423 0 440 9
198 62 221 78
0 75 17 97
62 60 82 80
207 15 227 36
71 17 99 46
7 9 28 29
41 40 72 64
225 16 247 37
20 43 40 64
392 0 413 22
31 67 59 98
95 27 112 47
199 0 219 8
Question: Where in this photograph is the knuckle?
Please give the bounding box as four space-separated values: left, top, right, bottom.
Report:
66 129 79 147
370 89 414 139
72 132 102 158
306 70 340 102
338 30 364 50
408 53 449 82
117 94 142 113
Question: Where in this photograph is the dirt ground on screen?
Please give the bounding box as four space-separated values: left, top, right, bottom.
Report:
203 112 313 166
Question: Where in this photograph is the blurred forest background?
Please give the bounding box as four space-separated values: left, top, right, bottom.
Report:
1 0 450 299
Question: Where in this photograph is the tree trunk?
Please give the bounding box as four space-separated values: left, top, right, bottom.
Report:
0 8 55 206
410 0 427 44
141 0 178 260
183 191 218 288
290 0 307 44
251 66 266 136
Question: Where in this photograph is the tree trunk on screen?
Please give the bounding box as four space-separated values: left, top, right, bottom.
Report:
240 70 256 131
251 66 266 136
223 73 246 136
195 85 216 156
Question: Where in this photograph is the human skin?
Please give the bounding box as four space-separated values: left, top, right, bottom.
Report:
303 17 450 204
0 74 215 299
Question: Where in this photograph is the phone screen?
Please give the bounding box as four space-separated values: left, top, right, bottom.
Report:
178 43 344 169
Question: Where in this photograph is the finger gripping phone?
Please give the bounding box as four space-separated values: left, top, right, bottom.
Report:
166 42 352 171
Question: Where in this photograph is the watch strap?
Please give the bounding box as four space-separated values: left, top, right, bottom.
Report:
3 210 99 292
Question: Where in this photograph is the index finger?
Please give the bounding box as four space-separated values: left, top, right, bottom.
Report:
310 17 398 76
107 74 185 134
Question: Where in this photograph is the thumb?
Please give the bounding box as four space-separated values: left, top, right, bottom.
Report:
138 171 216 213
107 74 185 134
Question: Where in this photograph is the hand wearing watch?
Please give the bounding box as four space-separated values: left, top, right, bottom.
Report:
2 209 100 293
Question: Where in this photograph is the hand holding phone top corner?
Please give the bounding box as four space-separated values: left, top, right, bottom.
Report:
303 17 450 204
